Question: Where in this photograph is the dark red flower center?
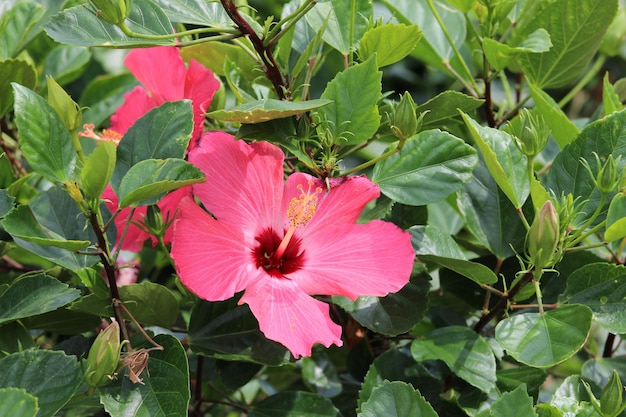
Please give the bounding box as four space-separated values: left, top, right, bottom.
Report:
253 228 305 277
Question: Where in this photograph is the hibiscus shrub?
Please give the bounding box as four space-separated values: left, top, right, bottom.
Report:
1 0 626 416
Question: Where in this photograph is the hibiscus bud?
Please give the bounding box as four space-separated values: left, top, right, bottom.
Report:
144 204 164 234
47 77 81 132
600 370 626 417
392 92 418 140
504 109 550 157
90 0 133 25
84 322 122 387
582 153 622 194
527 200 560 270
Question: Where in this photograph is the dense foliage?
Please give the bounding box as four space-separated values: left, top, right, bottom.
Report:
1 0 626 416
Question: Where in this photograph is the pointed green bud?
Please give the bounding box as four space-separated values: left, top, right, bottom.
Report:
47 77 81 132
83 321 123 387
601 370 626 417
90 0 133 25
582 153 622 195
527 200 560 270
504 109 551 157
391 92 418 140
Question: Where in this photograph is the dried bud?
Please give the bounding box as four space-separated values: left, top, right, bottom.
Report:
527 200 560 270
392 92 418 140
90 0 133 25
122 349 151 385
504 109 551 157
84 322 122 387
601 370 626 417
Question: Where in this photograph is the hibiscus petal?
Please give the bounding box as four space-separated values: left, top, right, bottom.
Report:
189 133 284 237
124 46 185 102
240 276 343 358
110 86 160 135
171 197 254 301
290 220 415 299
159 186 193 245
184 59 220 144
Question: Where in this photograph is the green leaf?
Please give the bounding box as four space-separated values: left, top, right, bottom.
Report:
475 385 538 417
79 73 137 127
603 72 623 116
0 59 37 117
409 225 498 285
582 357 626 387
81 141 116 200
305 0 372 55
515 0 618 88
545 108 626 226
497 366 547 397
301 350 342 398
411 326 497 393
153 0 231 26
333 268 430 335
43 45 91 86
112 100 193 192
0 349 83 417
208 99 331 123
99 334 190 417
188 299 290 366
416 91 484 130
527 83 578 149
605 193 626 242
0 321 37 357
0 1 45 59
495 304 592 368
0 388 38 417
359 381 437 417
483 29 552 72
0 273 80 325
2 205 91 250
560 263 626 334
21 308 102 334
358 23 423 68
0 188 15 218
117 158 204 208
181 41 257 79
12 83 77 183
318 55 381 145
372 130 477 205
461 112 529 209
43 0 175 47
250 391 341 417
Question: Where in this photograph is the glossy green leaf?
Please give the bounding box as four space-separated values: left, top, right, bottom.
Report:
333 269 430 335
461 112 529 209
411 326 497 393
416 91 484 130
372 129 477 205
409 225 498 285
153 0 231 26
0 321 37 357
305 0 372 55
208 99 331 123
188 299 290 366
458 155 530 258
0 59 37 117
301 350 341 398
359 381 437 417
181 42 257 78
0 349 83 417
0 1 45 59
496 366 547 397
0 189 14 218
605 193 626 242
43 45 91 86
603 72 623 116
99 334 190 417
560 263 626 334
0 273 80 325
79 73 137 127
582 357 626 387
112 100 193 192
21 308 101 335
2 205 91 250
12 83 77 183
358 23 423 68
483 29 552 71
515 0 618 88
117 158 204 208
545 109 626 226
81 141 116 200
250 391 341 417
475 385 538 417
495 304 592 368
318 55 381 145
0 388 38 417
527 83 578 149
43 0 175 47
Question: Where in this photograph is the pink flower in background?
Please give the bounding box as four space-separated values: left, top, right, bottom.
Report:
110 46 220 147
170 133 415 358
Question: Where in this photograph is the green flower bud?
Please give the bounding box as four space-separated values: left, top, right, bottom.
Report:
47 77 81 132
527 200 560 270
392 92 418 140
582 153 622 195
504 109 551 157
84 322 122 387
90 0 133 25
601 370 626 417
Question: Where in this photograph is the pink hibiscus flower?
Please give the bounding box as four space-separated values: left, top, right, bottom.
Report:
170 132 415 358
110 46 220 146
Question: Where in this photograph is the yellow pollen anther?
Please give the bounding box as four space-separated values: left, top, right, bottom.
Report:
78 124 122 145
286 181 323 228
